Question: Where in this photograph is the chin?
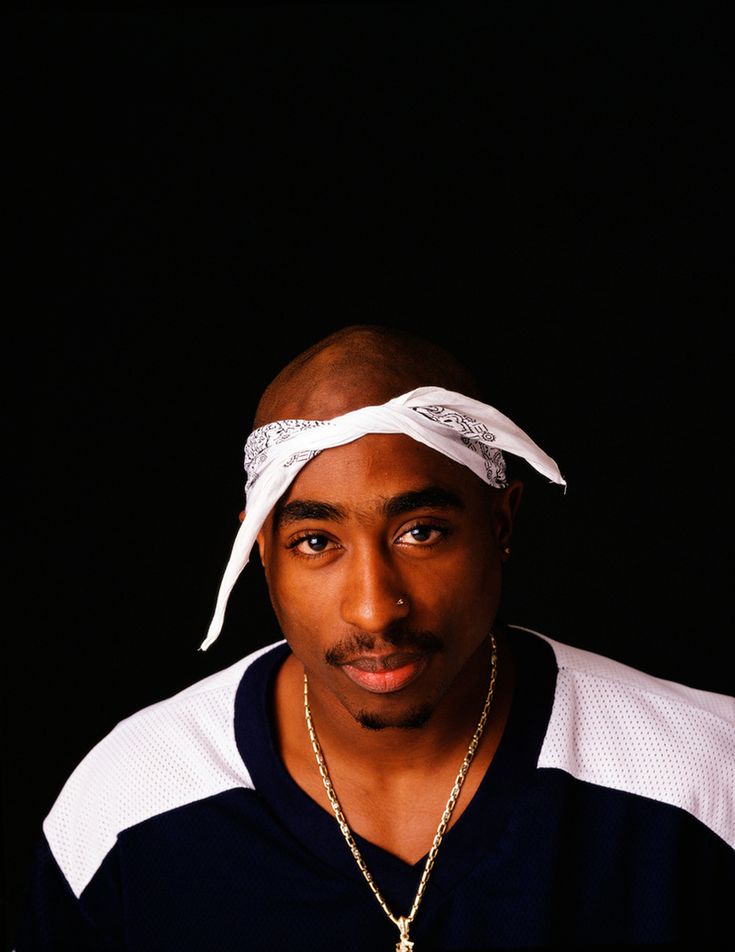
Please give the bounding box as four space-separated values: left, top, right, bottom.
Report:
354 702 435 731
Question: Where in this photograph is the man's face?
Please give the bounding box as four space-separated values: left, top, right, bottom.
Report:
258 434 518 730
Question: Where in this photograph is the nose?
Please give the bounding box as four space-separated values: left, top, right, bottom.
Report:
339 546 410 633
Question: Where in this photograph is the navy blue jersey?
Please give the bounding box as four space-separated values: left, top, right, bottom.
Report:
14 627 735 950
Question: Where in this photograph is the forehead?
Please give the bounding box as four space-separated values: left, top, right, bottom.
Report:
280 433 485 506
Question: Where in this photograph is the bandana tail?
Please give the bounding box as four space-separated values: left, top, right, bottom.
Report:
198 516 256 651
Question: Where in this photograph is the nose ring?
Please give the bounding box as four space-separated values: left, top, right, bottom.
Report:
396 597 407 606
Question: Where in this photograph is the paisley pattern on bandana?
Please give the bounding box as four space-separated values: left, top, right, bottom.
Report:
244 419 331 491
462 443 507 486
244 407 509 492
411 405 508 486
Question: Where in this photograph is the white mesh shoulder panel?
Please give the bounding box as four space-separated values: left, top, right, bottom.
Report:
522 627 735 849
44 640 284 899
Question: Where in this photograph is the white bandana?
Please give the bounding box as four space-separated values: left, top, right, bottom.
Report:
199 386 566 650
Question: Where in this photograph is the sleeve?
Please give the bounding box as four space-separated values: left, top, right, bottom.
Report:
13 834 124 952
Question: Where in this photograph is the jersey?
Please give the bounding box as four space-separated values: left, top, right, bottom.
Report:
12 626 735 950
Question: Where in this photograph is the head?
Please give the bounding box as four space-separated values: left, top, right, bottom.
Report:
253 323 487 427
253 325 524 730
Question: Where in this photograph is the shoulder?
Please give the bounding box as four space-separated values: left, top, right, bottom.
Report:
536 627 734 722
515 626 735 849
44 639 285 899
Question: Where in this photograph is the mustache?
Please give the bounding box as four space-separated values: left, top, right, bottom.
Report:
325 627 444 667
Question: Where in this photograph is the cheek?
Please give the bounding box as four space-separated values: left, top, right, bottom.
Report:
265 553 335 635
430 538 503 620
396 552 502 632
431 526 501 590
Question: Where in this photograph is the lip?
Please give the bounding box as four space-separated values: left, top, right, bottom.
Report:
340 652 429 694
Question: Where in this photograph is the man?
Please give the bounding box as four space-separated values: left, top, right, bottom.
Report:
15 325 735 949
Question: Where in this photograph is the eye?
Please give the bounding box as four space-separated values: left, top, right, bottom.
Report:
287 532 338 556
395 522 449 547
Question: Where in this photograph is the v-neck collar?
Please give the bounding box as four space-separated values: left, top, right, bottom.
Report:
234 626 557 913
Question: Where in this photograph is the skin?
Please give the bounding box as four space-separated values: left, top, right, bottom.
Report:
252 326 523 863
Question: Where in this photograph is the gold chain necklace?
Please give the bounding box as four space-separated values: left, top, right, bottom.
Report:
303 633 498 952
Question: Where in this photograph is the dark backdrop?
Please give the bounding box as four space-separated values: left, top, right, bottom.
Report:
3 3 733 946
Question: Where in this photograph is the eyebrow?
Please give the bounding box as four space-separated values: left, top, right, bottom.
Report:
274 486 465 528
275 500 346 527
383 487 465 518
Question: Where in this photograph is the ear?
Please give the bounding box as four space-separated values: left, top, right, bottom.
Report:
255 525 267 566
491 479 524 553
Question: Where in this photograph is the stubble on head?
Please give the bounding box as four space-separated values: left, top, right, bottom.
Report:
253 323 485 428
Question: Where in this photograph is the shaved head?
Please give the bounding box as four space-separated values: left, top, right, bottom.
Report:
254 324 484 427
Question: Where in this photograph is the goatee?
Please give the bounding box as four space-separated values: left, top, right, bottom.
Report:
355 702 434 731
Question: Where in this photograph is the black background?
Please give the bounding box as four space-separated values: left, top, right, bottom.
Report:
3 3 733 946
